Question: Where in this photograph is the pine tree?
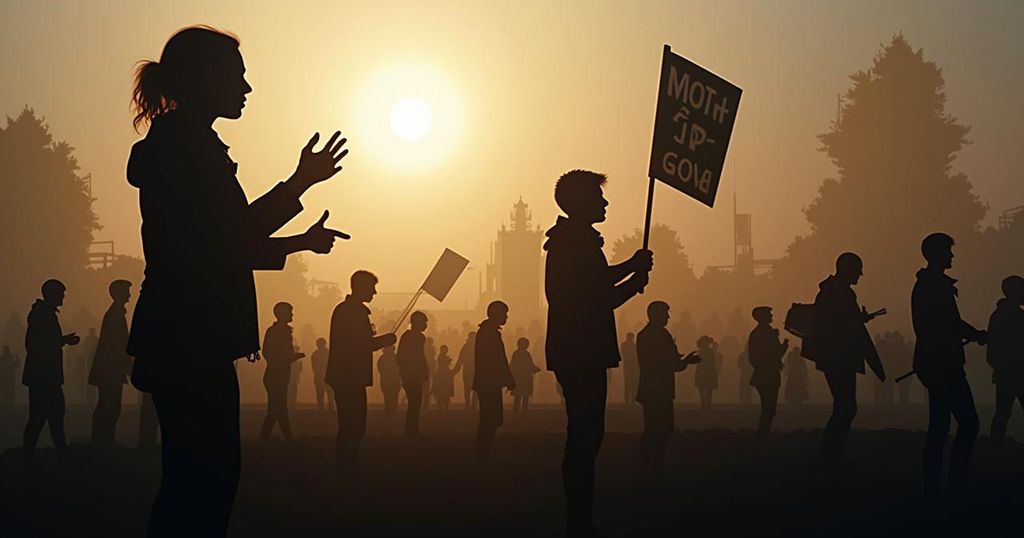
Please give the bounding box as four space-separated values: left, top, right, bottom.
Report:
772 34 986 323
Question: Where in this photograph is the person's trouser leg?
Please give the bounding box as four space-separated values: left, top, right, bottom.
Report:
23 385 55 461
148 360 240 538
556 369 607 530
991 381 1013 441
315 382 325 412
48 386 68 451
476 388 501 461
92 383 123 447
821 371 857 464
335 384 367 470
924 385 951 492
756 385 779 435
404 380 423 436
946 376 979 488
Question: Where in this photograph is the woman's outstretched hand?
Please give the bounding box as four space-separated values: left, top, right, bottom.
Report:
304 210 350 254
288 131 348 196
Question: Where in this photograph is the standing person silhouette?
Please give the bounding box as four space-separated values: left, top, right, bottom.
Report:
260 302 304 441
474 301 515 463
432 345 460 414
694 336 719 411
544 169 652 536
89 280 134 449
620 333 638 406
127 26 350 537
22 279 80 467
311 337 331 412
747 307 788 436
987 275 1024 442
0 345 20 408
377 344 400 419
456 331 477 410
510 337 541 411
397 311 429 439
809 252 883 472
636 301 700 471
912 233 986 495
327 271 396 470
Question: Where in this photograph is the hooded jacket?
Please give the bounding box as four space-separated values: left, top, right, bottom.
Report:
544 217 640 375
126 111 302 370
987 298 1024 385
22 299 64 387
811 275 867 375
911 268 981 387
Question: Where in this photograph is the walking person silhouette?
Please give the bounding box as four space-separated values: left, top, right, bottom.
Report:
260 302 304 441
22 279 80 467
912 233 986 495
127 26 349 537
474 301 515 463
456 331 477 410
311 337 332 413
398 311 430 439
510 337 541 411
987 275 1024 442
808 252 884 472
327 270 396 471
544 169 652 536
89 280 134 449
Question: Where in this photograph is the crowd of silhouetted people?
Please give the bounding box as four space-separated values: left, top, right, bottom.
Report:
4 25 1024 538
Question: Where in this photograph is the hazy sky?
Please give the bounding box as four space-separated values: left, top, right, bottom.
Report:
2 0 1021 308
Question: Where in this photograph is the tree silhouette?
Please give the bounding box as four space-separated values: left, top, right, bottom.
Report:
772 34 986 325
0 107 99 315
611 223 696 325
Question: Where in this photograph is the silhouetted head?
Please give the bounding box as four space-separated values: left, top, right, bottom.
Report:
316 337 327 349
554 169 608 224
1002 275 1024 304
625 332 635 342
486 301 509 326
517 337 530 350
439 344 449 356
410 311 428 332
835 252 863 285
697 335 713 349
752 306 773 325
41 279 66 307
132 26 249 131
109 279 132 304
273 302 293 324
350 270 379 304
647 301 671 328
921 232 955 270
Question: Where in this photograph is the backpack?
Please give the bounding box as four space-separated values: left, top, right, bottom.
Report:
784 302 819 362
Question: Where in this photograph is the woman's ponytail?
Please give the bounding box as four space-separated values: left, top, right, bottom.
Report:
131 60 168 132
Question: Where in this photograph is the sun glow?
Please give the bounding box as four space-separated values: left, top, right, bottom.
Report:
353 63 464 171
389 98 433 141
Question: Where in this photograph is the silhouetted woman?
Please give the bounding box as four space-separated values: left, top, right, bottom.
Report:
127 26 349 537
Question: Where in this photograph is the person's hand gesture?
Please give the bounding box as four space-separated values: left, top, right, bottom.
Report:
63 333 80 346
381 333 398 347
290 131 348 195
684 351 702 365
304 210 350 254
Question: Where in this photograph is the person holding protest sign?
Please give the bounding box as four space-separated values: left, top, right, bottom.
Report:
544 169 652 536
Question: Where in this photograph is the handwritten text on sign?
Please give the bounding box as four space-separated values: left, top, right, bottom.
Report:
648 46 742 208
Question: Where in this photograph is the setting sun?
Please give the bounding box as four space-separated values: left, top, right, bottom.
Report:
389 98 433 142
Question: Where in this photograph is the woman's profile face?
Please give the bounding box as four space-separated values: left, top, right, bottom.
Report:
199 48 252 120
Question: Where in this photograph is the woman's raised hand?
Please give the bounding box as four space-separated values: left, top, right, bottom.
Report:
288 131 348 196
